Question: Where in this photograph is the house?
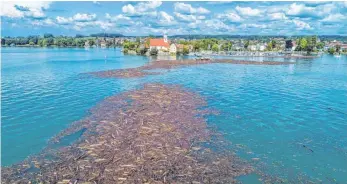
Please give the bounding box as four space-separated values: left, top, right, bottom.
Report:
149 35 170 51
84 41 90 48
340 44 347 52
249 45 257 51
169 43 177 54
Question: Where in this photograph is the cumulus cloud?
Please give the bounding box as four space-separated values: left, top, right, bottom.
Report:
105 13 131 21
292 19 312 30
240 23 267 29
235 6 262 17
217 12 243 22
269 12 288 20
174 3 210 14
56 16 73 25
73 21 113 31
122 1 162 16
156 11 176 26
204 19 234 32
73 13 97 22
0 1 51 18
174 12 205 22
285 3 336 18
321 13 347 23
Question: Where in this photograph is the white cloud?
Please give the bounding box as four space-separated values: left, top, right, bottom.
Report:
240 23 267 29
73 21 114 31
56 16 73 25
286 3 314 17
105 13 131 21
174 12 205 22
292 19 312 30
217 12 243 22
157 11 176 26
205 19 234 32
321 13 346 23
122 1 162 15
174 3 210 14
235 6 262 17
269 12 287 20
73 13 97 22
0 1 51 18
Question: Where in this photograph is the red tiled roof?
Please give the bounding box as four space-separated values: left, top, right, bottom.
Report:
149 39 170 48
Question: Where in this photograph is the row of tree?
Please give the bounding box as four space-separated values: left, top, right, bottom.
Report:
1 36 99 47
294 36 324 53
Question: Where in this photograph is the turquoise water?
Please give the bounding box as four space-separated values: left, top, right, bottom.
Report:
2 48 347 183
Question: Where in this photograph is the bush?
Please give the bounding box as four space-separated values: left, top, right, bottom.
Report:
150 48 158 55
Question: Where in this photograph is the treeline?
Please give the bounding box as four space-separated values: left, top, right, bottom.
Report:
179 39 232 52
2 36 95 47
1 33 124 47
294 36 324 53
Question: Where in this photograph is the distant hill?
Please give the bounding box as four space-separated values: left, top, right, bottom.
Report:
89 33 124 38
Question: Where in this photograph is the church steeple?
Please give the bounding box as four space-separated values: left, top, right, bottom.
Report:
163 34 168 43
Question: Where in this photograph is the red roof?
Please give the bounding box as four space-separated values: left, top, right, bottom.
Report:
149 39 170 48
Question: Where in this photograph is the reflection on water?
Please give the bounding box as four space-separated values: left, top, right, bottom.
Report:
2 48 347 183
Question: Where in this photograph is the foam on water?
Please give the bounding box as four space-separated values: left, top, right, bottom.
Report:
2 48 347 182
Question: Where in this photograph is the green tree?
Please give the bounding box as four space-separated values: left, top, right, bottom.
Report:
244 40 250 50
316 42 324 50
300 38 308 51
328 47 335 55
212 44 219 52
182 46 189 55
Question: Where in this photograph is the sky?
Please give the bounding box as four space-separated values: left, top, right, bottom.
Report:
1 1 347 36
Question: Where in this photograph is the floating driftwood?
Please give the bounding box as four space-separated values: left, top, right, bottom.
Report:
2 83 252 183
88 59 296 78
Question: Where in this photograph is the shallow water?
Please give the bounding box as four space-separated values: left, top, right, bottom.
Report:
2 48 347 182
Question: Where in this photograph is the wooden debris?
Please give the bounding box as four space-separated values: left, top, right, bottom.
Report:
2 83 253 183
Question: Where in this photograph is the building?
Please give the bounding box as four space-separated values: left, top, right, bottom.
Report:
149 35 170 51
84 40 90 48
169 43 177 54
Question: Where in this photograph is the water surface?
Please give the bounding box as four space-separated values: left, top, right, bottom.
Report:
2 48 347 183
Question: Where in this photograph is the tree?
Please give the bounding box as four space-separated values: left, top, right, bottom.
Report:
285 40 293 49
44 33 54 38
336 45 341 53
38 39 44 47
221 42 232 51
244 40 250 50
317 42 324 50
271 40 277 49
328 47 335 55
150 48 158 55
212 44 219 52
300 38 308 51
182 46 189 55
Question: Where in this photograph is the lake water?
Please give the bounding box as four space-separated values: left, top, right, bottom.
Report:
2 47 347 183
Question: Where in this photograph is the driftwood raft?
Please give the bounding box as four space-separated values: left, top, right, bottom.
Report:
89 59 295 78
2 83 252 183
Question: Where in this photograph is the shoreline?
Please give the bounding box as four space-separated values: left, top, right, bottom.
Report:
89 59 296 78
2 83 253 183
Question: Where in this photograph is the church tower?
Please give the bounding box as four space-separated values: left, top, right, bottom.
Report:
163 34 168 43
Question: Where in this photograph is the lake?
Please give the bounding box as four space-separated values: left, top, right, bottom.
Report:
2 47 347 183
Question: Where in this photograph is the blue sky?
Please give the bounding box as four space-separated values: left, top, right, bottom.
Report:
1 1 347 36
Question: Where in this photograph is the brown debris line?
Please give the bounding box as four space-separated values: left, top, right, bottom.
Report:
2 83 253 184
90 68 160 78
227 55 318 59
88 59 295 78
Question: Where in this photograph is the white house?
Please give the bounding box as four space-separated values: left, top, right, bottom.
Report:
169 43 177 54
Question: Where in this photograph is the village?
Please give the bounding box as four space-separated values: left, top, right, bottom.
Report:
2 34 347 56
95 34 347 56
